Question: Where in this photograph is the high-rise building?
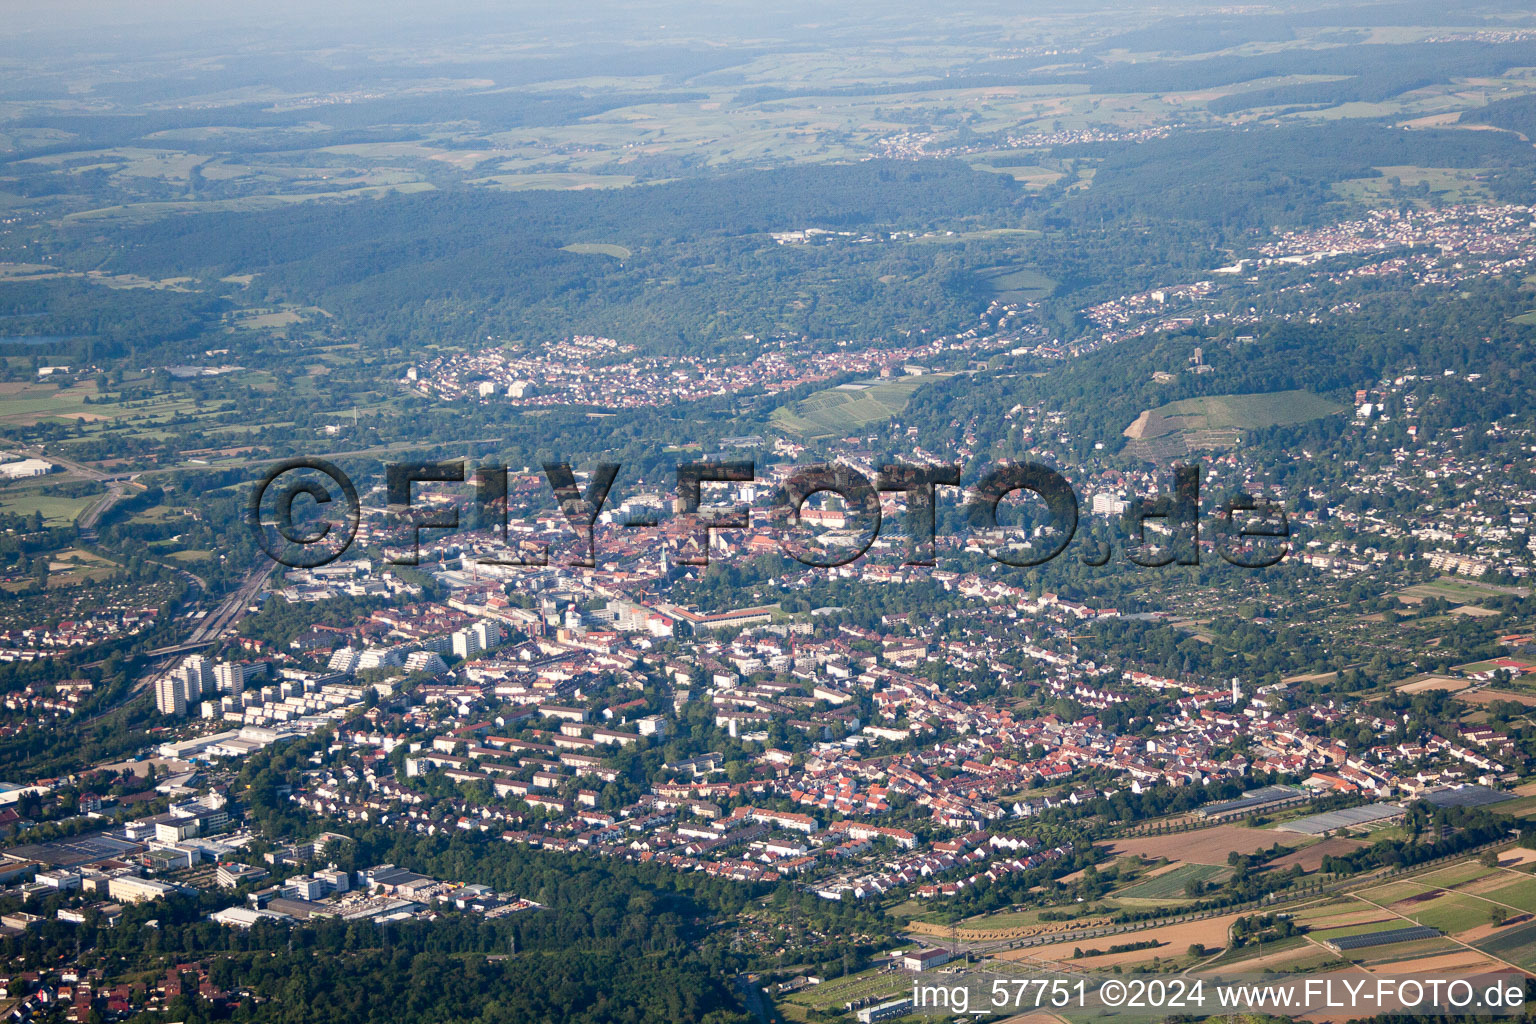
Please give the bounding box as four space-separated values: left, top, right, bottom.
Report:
472 620 501 651
214 660 267 697
214 662 244 697
451 629 481 660
155 675 186 716
181 655 215 698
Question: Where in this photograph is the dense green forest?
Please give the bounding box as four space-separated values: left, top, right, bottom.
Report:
87 161 1020 354
1057 123 1536 226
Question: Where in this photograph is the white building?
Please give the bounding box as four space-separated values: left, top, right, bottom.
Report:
0 459 53 480
34 870 80 891
211 906 289 928
404 651 448 675
181 655 216 699
156 675 186 716
214 659 265 696
357 647 404 671
451 629 481 660
472 620 501 652
1091 493 1126 517
108 875 178 904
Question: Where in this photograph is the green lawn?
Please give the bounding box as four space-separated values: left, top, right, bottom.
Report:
1293 899 1354 923
1405 577 1512 603
955 908 1043 930
1308 917 1411 940
59 181 436 225
1334 165 1494 206
1495 796 1536 819
1354 880 1436 904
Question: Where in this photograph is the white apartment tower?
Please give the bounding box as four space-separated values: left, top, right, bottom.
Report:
177 655 214 701
471 620 501 652
155 674 186 716
451 629 481 660
215 660 266 697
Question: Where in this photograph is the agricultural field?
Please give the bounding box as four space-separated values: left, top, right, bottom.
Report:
221 305 327 331
1459 689 1536 708
58 182 438 225
0 380 115 428
950 902 1107 932
1022 846 1536 978
1394 675 1472 694
473 173 638 191
1472 918 1536 972
0 378 240 434
1122 390 1342 453
1412 860 1501 889
966 159 1067 189
1481 875 1536 914
560 242 633 259
44 548 121 587
995 911 1249 970
1206 938 1341 974
1097 824 1299 866
1334 165 1496 206
1374 890 1499 936
1266 836 1366 874
972 263 1057 303
910 905 1117 943
1113 862 1227 901
1405 576 1530 607
0 479 100 527
771 374 950 439
1294 855 1536 959
1495 796 1536 819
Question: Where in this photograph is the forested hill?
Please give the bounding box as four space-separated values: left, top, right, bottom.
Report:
900 277 1536 465
116 160 1021 270
103 161 1024 354
1056 123 1536 228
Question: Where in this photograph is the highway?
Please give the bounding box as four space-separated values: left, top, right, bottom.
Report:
10 441 138 543
77 480 127 542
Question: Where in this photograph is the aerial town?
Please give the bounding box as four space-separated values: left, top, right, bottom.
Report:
7 3 1536 1021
